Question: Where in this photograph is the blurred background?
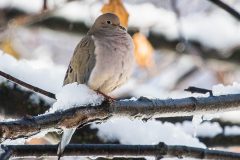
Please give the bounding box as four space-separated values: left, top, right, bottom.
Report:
1 0 240 159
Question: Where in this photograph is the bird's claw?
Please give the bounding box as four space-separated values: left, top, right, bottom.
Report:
96 91 115 103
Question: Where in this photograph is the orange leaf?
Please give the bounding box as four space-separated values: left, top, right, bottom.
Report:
101 0 129 28
133 32 154 68
0 39 20 59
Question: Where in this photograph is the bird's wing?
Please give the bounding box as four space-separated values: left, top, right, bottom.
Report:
63 35 96 85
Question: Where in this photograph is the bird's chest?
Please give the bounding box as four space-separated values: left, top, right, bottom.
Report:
93 35 133 71
88 35 134 93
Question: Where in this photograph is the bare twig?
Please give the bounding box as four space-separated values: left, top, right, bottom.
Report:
1 93 240 140
42 0 48 11
207 0 240 21
1 143 240 160
184 86 213 96
0 70 56 99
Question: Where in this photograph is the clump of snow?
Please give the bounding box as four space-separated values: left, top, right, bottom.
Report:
1 138 26 145
189 114 220 138
212 82 240 96
180 11 240 51
92 118 205 148
48 83 104 113
219 111 240 123
202 114 219 121
192 115 203 137
225 126 240 136
212 82 240 122
177 121 222 138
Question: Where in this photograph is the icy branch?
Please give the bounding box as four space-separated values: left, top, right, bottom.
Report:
1 143 240 160
1 94 240 140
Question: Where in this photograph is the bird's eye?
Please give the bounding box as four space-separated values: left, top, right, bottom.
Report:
107 20 111 24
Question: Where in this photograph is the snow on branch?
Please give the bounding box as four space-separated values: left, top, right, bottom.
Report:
1 93 240 140
1 143 240 160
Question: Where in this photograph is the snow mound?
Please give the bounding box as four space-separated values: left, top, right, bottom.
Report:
49 83 104 113
92 118 206 148
213 82 240 96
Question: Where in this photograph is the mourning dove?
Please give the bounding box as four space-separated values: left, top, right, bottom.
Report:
57 13 134 158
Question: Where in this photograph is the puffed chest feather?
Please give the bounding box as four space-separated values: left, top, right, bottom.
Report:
87 33 134 93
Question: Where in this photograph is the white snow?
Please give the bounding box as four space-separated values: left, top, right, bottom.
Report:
48 83 104 113
92 118 206 148
192 115 203 137
0 50 65 95
1 138 26 145
211 82 240 123
213 82 240 96
177 121 222 138
219 111 240 123
225 126 240 136
0 0 67 13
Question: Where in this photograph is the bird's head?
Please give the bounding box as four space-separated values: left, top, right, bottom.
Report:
89 13 126 34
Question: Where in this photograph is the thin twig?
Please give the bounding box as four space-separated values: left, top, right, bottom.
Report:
2 143 240 160
0 70 56 99
184 86 213 96
208 0 240 21
1 93 240 140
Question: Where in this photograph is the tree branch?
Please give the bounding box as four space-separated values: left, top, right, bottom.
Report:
0 70 56 99
199 134 240 147
1 94 240 140
207 0 240 21
1 143 240 160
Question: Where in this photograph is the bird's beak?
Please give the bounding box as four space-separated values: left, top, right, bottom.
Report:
119 25 126 31
112 23 126 31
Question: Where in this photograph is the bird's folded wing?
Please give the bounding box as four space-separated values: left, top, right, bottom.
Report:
63 35 96 85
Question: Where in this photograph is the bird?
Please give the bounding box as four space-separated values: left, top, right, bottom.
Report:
57 13 134 159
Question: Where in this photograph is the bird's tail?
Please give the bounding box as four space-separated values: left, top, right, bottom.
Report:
57 127 77 159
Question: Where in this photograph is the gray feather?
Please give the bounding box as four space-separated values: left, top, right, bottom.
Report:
64 35 96 85
57 127 76 158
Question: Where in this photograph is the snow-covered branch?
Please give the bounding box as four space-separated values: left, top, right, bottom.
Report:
1 143 240 160
1 93 240 140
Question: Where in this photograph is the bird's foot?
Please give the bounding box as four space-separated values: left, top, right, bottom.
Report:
96 91 115 102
